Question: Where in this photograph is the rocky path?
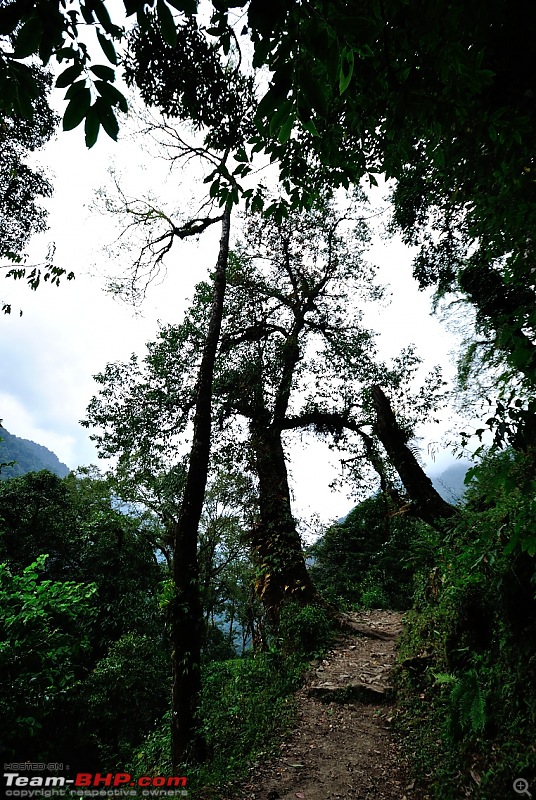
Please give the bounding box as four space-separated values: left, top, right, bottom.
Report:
232 610 429 800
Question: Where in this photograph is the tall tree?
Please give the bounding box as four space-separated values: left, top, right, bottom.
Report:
214 199 381 614
85 196 447 618
91 15 256 769
169 206 230 766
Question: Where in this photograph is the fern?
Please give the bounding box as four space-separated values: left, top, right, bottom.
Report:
433 671 458 685
448 669 487 740
470 680 487 734
407 437 426 467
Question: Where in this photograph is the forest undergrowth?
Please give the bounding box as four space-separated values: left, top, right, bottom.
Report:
127 448 536 799
1 447 535 800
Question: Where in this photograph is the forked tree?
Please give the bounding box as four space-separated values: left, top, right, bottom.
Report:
86 195 449 626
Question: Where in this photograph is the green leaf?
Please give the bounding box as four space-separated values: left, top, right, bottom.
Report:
56 63 83 89
81 2 96 24
92 0 114 32
63 88 91 131
302 118 320 137
209 179 220 199
65 80 88 100
278 114 294 144
96 30 118 65
269 98 293 136
95 97 119 140
85 105 100 148
55 46 78 61
90 64 116 82
339 47 354 95
235 147 249 163
257 81 289 121
157 0 178 47
13 17 42 59
95 80 128 113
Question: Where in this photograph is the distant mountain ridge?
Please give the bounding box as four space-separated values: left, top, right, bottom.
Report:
336 459 472 523
430 460 471 503
0 427 70 480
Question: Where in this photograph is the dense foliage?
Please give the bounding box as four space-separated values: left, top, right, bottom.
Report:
0 63 74 314
309 494 438 610
396 449 536 797
2 0 536 795
0 469 168 768
2 437 535 799
0 554 96 747
0 66 55 259
131 605 334 792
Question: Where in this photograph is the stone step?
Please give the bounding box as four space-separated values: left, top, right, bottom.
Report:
308 681 395 705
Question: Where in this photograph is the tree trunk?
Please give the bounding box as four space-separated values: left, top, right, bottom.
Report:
170 207 231 771
228 610 234 645
371 385 457 528
249 421 318 620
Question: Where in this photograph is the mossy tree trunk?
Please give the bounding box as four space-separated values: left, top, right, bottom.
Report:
249 419 318 620
371 385 457 528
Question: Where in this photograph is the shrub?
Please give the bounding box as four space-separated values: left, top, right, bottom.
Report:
278 601 334 657
132 651 303 794
309 493 438 610
395 448 536 798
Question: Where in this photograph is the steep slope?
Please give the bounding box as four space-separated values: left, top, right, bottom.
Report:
0 427 70 480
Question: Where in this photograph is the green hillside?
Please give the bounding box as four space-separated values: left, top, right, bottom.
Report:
0 427 70 480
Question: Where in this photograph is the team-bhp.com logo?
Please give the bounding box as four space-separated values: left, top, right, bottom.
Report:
3 771 188 798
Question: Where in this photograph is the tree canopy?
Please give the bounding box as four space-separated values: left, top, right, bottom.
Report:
5 1 533 410
0 63 75 313
84 196 448 618
3 2 536 793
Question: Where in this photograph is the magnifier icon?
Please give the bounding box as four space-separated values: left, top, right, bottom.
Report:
514 778 532 797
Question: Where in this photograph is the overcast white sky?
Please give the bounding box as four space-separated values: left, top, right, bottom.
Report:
1 93 468 524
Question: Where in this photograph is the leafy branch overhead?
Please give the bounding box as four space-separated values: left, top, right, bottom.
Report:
7 0 536 383
1 0 196 147
0 64 75 314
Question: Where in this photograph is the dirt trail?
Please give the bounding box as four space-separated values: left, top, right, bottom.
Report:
232 610 429 800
